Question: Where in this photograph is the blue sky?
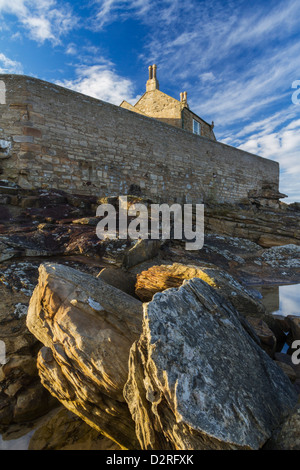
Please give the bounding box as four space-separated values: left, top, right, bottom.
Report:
0 0 299 202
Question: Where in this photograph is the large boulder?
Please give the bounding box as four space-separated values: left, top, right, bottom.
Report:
124 278 298 450
26 263 143 450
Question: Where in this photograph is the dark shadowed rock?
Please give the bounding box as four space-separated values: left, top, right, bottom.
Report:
97 267 137 297
246 316 277 357
0 277 58 430
28 407 120 450
123 239 163 269
264 405 300 450
287 315 300 341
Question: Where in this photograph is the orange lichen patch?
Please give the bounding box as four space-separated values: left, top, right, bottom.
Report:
135 263 217 302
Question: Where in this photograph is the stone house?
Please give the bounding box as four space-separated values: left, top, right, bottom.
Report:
120 65 216 141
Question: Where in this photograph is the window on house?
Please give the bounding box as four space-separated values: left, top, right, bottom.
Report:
193 119 201 135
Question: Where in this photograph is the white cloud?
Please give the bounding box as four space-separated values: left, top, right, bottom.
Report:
22 16 55 43
233 107 298 141
200 72 215 83
186 36 300 129
237 118 300 202
0 0 27 16
0 53 23 73
143 0 300 64
92 0 151 29
66 43 77 55
55 64 139 105
0 0 77 44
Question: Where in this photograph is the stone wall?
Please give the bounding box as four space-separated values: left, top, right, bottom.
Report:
0 74 279 204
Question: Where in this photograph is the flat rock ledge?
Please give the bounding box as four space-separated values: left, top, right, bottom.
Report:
124 278 298 450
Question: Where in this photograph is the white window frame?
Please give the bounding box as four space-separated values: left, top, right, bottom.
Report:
193 119 201 135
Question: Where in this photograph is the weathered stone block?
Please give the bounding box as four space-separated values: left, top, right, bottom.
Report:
13 135 34 143
22 126 42 138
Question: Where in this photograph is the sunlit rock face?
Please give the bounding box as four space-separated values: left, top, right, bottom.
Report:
26 262 143 450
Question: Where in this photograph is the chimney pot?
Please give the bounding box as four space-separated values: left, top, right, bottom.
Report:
152 64 157 79
146 64 159 91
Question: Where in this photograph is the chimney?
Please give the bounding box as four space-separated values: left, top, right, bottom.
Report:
146 64 159 92
180 91 188 107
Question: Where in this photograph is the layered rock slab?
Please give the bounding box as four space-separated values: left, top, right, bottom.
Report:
26 262 143 450
124 278 298 450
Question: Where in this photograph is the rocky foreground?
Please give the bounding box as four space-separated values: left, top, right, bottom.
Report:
0 183 300 450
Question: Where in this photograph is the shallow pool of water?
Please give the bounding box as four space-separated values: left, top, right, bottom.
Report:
0 430 35 450
256 283 300 317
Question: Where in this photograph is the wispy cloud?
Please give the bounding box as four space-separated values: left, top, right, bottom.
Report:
66 42 77 55
91 0 151 30
236 117 300 202
196 38 300 126
233 107 298 142
0 53 23 73
0 0 77 44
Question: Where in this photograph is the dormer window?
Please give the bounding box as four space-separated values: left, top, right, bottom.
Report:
193 119 201 135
